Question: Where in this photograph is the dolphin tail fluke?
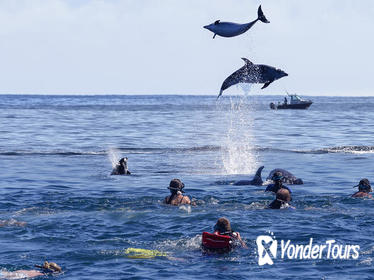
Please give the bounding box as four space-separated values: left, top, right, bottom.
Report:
257 5 270 23
217 89 223 100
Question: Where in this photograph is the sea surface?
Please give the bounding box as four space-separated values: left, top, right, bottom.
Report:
0 94 373 279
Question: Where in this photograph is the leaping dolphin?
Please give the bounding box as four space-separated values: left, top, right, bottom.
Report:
217 58 288 99
204 5 269 39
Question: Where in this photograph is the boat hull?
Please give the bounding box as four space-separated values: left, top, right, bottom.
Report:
270 102 312 110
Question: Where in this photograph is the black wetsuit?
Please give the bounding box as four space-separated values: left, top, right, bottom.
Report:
268 199 283 209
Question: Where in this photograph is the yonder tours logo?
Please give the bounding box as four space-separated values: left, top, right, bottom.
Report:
256 233 360 266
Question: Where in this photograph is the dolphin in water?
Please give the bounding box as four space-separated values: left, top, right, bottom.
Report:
111 157 131 175
267 168 303 185
204 5 270 39
234 166 264 186
233 166 303 186
217 58 288 99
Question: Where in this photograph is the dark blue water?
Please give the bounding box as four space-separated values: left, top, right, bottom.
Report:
0 94 373 279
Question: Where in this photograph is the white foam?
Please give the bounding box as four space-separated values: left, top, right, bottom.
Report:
178 205 191 214
108 148 121 168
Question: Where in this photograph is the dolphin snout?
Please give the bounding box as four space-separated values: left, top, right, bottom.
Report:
281 71 288 78
203 25 209 29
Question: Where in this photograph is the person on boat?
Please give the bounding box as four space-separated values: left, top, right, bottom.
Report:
0 261 62 279
265 171 292 193
284 97 288 105
164 179 193 206
212 217 247 248
352 178 372 198
268 188 294 209
111 157 131 175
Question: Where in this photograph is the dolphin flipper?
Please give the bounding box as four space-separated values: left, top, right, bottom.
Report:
261 81 273 89
257 5 270 23
213 33 216 39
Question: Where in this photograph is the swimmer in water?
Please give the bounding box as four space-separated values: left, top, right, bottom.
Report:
213 217 247 248
268 188 294 209
111 157 131 175
0 261 62 279
265 171 292 193
164 179 194 206
352 178 372 198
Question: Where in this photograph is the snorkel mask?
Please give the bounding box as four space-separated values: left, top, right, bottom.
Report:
272 174 284 182
355 178 372 193
358 183 372 192
167 179 185 194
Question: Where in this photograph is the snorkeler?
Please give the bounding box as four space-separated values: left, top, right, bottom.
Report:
265 171 292 193
352 178 372 198
164 179 193 205
268 188 294 209
0 261 62 279
212 217 246 248
111 157 131 175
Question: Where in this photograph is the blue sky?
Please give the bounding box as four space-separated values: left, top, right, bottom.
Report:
0 0 373 95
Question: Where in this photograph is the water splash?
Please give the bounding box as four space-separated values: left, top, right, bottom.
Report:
218 88 260 175
108 148 121 168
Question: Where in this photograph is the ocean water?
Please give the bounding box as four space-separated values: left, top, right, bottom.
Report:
0 94 373 279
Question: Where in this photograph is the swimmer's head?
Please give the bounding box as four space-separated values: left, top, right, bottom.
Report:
356 178 372 193
36 261 62 274
276 188 291 203
272 171 284 182
168 179 185 194
214 217 232 234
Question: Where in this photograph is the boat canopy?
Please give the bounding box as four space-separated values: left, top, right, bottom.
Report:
288 94 305 104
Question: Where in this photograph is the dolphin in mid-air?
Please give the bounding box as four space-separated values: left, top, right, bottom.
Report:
217 58 288 99
203 5 269 39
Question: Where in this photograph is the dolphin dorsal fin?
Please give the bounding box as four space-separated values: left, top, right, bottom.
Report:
214 20 220 25
241 58 253 66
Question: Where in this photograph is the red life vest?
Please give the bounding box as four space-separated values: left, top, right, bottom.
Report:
202 231 232 250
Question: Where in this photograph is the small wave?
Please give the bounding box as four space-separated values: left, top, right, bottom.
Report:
358 257 372 266
0 219 26 227
178 205 192 213
261 145 374 155
0 145 221 156
1 145 373 157
155 235 202 251
318 145 374 154
244 201 268 210
0 150 106 156
13 207 56 216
